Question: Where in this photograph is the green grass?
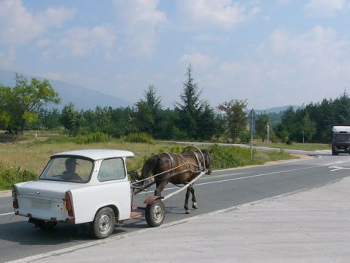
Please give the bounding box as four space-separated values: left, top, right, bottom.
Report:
0 132 312 191
210 144 294 169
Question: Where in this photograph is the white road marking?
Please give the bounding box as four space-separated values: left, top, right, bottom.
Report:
329 166 350 172
324 160 350 166
0 212 14 217
139 164 322 195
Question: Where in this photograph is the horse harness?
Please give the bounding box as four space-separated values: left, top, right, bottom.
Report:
162 150 206 179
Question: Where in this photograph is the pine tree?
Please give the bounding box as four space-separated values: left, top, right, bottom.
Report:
174 64 204 139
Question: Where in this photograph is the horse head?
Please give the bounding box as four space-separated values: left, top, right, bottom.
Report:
129 164 155 190
128 168 142 182
197 149 212 175
141 155 160 180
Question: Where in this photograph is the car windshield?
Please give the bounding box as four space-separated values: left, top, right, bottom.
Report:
39 157 93 183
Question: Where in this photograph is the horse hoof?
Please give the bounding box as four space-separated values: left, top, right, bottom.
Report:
192 203 198 209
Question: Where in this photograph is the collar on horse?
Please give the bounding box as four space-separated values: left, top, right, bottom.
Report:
182 146 207 172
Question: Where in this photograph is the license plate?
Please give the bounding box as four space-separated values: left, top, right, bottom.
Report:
32 199 51 211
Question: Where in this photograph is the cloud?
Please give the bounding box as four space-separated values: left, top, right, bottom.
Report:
0 48 16 67
262 26 349 104
36 39 51 48
198 25 350 108
254 25 349 92
59 25 117 58
112 0 167 56
267 26 345 66
303 0 350 17
179 50 216 70
276 0 293 5
176 0 260 31
0 0 75 45
42 72 81 82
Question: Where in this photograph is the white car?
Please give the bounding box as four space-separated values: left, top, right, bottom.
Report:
12 149 165 239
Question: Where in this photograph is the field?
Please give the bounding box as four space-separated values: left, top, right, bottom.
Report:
0 131 323 190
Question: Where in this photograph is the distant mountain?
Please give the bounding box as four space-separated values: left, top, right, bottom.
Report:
0 69 132 110
246 105 300 116
1 69 300 113
255 105 300 114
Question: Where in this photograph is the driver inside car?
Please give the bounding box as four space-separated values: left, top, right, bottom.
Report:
63 158 83 182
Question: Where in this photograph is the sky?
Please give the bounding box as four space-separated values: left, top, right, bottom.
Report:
1 0 350 110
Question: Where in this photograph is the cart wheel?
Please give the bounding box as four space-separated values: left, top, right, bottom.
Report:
145 199 165 227
37 220 57 230
90 207 116 239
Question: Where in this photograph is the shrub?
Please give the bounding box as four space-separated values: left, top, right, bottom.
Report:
77 132 111 144
208 144 293 170
0 161 37 190
156 145 184 154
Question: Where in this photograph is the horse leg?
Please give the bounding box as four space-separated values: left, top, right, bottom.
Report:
184 187 191 214
184 185 198 214
190 186 197 209
154 181 167 197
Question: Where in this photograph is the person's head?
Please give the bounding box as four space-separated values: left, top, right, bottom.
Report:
65 158 78 172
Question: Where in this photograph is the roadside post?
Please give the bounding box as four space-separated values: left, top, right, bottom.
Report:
267 124 270 142
248 109 256 159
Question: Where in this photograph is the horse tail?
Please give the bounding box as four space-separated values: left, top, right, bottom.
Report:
141 155 159 179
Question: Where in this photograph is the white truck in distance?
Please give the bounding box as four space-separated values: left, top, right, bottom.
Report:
12 149 165 239
332 125 350 155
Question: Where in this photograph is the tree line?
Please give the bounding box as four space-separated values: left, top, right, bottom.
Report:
1 66 349 144
275 92 350 144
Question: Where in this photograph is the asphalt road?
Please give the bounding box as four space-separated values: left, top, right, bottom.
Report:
1 151 350 262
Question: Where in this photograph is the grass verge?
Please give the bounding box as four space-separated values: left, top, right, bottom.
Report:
1 134 299 191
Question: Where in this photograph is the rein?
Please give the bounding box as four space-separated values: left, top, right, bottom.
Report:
130 162 189 186
130 156 205 186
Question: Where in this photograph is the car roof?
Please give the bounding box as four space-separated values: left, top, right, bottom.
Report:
51 149 134 160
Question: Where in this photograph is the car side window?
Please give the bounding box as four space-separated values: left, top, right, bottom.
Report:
98 158 126 182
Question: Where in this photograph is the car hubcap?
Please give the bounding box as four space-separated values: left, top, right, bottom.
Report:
99 215 111 234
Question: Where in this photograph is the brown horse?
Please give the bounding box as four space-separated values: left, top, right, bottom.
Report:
140 148 212 214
